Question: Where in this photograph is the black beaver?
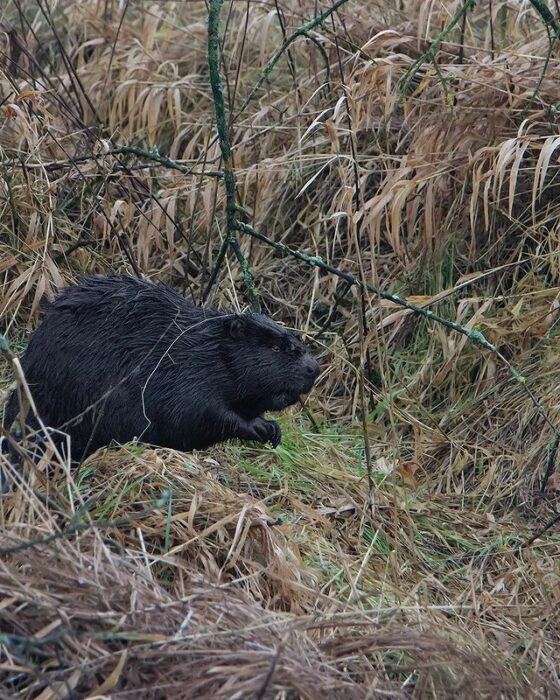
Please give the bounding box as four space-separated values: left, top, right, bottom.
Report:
2 275 320 487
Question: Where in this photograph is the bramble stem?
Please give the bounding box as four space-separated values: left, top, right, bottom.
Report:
207 0 259 310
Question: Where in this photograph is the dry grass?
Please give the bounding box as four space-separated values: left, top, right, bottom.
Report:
2 0 560 697
0 449 534 698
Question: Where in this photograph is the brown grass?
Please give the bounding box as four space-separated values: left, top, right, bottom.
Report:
0 451 532 698
2 0 560 697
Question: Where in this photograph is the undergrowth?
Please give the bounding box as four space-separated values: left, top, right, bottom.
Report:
1 0 560 698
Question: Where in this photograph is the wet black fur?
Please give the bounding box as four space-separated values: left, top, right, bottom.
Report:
3 275 320 472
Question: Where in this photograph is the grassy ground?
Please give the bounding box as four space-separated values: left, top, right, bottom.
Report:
1 0 560 697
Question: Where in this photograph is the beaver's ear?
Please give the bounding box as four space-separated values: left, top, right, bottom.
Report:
226 315 245 339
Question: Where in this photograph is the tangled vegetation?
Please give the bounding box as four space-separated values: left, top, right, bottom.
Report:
1 0 560 697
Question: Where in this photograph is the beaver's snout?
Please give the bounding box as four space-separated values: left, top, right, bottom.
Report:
300 354 321 392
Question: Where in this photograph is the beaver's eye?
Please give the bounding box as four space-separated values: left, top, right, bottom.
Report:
271 344 281 353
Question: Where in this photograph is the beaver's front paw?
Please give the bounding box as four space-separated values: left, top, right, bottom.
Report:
247 417 281 448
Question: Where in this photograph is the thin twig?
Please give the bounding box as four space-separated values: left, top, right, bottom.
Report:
521 510 560 548
0 148 222 178
233 0 349 121
541 434 560 492
398 0 476 96
207 0 259 310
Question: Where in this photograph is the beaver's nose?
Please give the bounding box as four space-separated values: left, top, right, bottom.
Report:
304 356 321 380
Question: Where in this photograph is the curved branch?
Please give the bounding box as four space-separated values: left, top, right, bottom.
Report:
233 0 349 121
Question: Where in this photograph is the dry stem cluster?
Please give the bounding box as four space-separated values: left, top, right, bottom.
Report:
1 1 560 697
